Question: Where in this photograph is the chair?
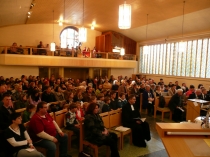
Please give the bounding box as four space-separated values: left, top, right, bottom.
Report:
54 109 74 151
24 121 59 157
99 112 122 150
109 109 132 149
154 96 172 121
79 120 110 157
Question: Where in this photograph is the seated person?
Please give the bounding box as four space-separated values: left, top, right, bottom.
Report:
54 86 66 109
65 103 80 141
75 101 84 121
22 104 36 123
186 85 195 96
122 95 151 147
12 85 25 101
84 103 120 157
4 112 44 157
168 89 186 122
41 86 59 112
96 93 105 113
168 84 176 96
143 85 154 116
14 93 28 110
29 89 41 107
109 91 118 110
0 93 15 130
37 41 47 55
10 42 18 54
28 101 71 157
102 96 111 113
117 92 127 108
154 85 162 97
188 89 203 99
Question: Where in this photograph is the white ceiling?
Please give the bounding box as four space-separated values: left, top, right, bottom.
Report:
0 0 210 42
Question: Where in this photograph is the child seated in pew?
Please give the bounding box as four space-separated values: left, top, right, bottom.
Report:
97 93 105 113
82 102 89 116
22 104 36 123
117 92 127 108
65 103 80 141
102 96 112 113
76 101 85 121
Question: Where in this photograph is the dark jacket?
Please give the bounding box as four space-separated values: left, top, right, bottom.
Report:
102 104 111 113
142 90 154 108
122 102 141 128
168 93 183 112
0 105 15 130
84 113 106 145
188 93 203 99
109 99 118 110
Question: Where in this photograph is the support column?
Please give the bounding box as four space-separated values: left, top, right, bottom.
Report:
59 67 64 78
89 68 94 79
48 67 51 79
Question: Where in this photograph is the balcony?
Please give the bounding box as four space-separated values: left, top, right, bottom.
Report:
0 46 137 68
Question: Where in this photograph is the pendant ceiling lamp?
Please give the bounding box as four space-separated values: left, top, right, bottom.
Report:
51 10 55 51
79 0 87 42
118 1 131 29
179 1 186 53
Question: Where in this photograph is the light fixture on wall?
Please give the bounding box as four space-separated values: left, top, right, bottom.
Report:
79 0 87 42
51 10 55 51
118 1 131 29
120 48 125 55
179 1 186 53
143 14 149 55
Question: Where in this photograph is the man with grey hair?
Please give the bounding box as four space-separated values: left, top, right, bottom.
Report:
188 89 203 99
168 89 185 122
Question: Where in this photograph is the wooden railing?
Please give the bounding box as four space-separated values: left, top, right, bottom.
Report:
0 46 136 61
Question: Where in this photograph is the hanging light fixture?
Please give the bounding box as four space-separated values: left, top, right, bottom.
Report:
143 14 149 55
118 1 131 29
79 0 87 42
179 1 186 53
51 10 55 51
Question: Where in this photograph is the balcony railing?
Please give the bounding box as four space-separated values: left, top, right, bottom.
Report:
0 46 136 61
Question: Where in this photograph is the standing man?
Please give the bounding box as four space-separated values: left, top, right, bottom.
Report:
28 101 71 157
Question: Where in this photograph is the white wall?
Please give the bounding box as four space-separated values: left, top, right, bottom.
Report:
111 68 135 78
0 65 39 79
0 24 101 50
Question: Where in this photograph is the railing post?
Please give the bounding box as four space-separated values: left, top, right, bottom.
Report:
106 53 108 59
30 48 32 55
5 47 7 54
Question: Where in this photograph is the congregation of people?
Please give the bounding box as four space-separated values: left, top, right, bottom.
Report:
0 74 209 157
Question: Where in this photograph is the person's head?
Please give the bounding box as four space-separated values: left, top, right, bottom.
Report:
189 85 195 91
140 83 145 88
2 93 12 108
26 104 36 113
10 112 22 125
110 91 116 99
69 92 74 99
46 86 52 93
98 84 103 90
97 93 104 101
177 89 183 96
202 88 207 94
55 86 62 92
104 96 111 104
86 103 99 115
69 103 78 113
90 95 97 103
198 84 203 89
76 101 81 109
19 93 27 101
195 89 202 95
128 94 136 105
36 101 48 115
67 84 73 90
175 81 179 85
83 102 89 111
156 85 160 91
182 83 186 87
0 85 6 94
164 85 169 90
119 92 125 100
145 85 150 92
86 86 93 93
171 84 176 90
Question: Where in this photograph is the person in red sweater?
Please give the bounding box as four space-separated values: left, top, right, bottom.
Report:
75 101 84 121
28 101 71 157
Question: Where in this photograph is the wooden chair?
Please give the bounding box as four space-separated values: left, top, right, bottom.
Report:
154 96 172 121
54 109 74 151
109 109 132 149
24 121 59 157
99 112 122 150
79 120 110 157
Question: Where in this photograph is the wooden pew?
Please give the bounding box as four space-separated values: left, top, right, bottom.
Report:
154 96 172 121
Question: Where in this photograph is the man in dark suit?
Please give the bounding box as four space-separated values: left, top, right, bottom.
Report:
122 94 151 147
142 85 154 115
188 89 203 99
168 89 185 122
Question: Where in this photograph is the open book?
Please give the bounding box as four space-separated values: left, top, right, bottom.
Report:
115 126 130 131
133 117 146 122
